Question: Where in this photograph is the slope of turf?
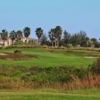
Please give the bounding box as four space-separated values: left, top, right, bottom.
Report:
0 48 97 67
0 89 100 100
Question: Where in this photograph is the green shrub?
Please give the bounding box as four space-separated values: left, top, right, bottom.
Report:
10 70 21 77
14 50 22 54
75 68 88 79
90 58 100 75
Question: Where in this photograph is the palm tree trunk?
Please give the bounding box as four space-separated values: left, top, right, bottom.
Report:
26 38 28 43
57 40 59 47
25 37 28 45
3 40 5 49
86 41 88 47
38 38 40 46
55 40 56 47
52 41 53 47
12 40 14 45
57 37 59 47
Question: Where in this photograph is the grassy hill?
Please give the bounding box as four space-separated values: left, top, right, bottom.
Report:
0 48 98 68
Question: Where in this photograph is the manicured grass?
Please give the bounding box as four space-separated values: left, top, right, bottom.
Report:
0 94 100 100
0 48 97 67
68 88 100 95
0 89 100 100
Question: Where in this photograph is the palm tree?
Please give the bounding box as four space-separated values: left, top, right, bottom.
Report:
16 30 23 40
48 28 55 47
23 27 31 43
54 26 62 47
0 29 8 46
35 27 43 45
10 30 16 44
91 38 97 48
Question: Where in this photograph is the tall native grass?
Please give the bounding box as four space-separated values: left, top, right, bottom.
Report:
0 58 100 90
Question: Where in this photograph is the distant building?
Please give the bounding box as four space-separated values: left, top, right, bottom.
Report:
0 37 38 47
0 38 3 47
21 37 38 44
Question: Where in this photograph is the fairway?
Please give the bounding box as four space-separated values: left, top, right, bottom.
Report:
0 48 97 67
0 90 100 100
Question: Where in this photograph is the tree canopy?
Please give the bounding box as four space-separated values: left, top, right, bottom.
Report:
0 26 99 48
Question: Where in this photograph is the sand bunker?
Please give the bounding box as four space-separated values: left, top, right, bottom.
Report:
84 56 97 58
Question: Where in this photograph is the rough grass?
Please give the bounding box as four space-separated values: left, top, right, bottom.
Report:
0 48 97 67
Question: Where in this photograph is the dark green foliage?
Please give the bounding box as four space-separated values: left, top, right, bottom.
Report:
63 31 71 46
74 68 88 79
90 58 100 75
94 42 100 48
0 65 88 89
40 34 48 45
10 70 21 77
48 29 55 42
14 50 22 54
16 30 23 40
23 27 31 38
62 30 91 47
9 30 16 43
35 28 43 39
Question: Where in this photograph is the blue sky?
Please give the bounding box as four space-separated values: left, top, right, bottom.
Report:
0 0 100 40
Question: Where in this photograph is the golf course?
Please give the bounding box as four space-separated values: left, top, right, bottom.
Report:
0 48 97 67
0 47 100 100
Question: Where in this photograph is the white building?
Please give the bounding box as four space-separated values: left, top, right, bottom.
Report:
0 37 38 47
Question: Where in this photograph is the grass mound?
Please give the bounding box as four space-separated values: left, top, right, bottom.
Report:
0 52 38 60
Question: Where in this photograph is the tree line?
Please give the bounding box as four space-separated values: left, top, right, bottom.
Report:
0 26 100 47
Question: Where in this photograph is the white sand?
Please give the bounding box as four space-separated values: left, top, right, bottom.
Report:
84 56 97 58
0 53 7 55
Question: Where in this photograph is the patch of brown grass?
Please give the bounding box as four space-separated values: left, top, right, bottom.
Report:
0 53 38 60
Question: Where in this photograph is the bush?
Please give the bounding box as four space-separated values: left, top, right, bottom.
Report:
66 44 73 48
90 58 100 75
14 50 22 54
